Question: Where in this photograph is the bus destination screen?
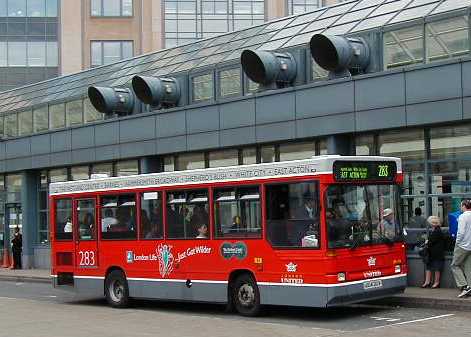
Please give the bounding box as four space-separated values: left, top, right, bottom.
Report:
333 161 397 182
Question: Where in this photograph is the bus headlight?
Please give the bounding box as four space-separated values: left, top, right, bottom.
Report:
337 272 346 282
395 265 401 273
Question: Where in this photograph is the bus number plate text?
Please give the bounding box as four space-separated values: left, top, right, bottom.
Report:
78 250 96 267
363 279 383 290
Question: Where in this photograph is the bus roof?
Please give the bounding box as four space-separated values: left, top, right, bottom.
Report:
49 155 402 196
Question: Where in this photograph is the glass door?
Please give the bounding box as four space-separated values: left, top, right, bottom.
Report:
75 198 98 268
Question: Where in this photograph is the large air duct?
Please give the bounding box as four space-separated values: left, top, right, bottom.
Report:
310 34 370 78
241 50 297 87
88 86 134 115
131 75 180 108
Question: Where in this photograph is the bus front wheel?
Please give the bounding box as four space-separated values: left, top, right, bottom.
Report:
105 270 130 308
232 274 261 316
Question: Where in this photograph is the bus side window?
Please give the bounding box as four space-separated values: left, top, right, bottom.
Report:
214 186 261 238
55 198 73 240
140 191 163 239
266 181 320 248
101 194 137 240
166 190 208 239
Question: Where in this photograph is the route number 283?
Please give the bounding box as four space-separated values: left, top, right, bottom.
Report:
78 250 96 266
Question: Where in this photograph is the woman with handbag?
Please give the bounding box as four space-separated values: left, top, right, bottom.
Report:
421 216 446 288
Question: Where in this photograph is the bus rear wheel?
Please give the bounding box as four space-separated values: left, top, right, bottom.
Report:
105 270 130 308
232 274 261 317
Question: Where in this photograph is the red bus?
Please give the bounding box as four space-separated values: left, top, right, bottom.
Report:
50 155 407 316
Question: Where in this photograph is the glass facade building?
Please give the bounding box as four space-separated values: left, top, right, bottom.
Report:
0 0 58 92
164 0 266 47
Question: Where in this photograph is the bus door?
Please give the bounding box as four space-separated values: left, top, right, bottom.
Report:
74 198 98 269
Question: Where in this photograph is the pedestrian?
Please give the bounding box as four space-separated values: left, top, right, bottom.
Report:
451 199 471 298
11 226 22 269
421 216 445 288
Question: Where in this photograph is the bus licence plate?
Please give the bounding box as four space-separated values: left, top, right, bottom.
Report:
363 279 383 290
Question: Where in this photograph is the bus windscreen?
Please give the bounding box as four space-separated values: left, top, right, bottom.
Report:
333 161 396 182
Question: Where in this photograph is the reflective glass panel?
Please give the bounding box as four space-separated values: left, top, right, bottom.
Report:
426 16 469 63
384 25 424 70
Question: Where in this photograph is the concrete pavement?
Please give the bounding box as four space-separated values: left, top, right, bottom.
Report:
1 268 471 311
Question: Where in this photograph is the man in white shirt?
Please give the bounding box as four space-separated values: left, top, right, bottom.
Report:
101 209 117 232
452 199 471 298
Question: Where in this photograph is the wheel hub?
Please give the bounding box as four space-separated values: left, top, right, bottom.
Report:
238 284 255 307
110 280 124 302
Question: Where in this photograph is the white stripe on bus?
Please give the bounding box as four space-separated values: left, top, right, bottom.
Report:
66 273 406 287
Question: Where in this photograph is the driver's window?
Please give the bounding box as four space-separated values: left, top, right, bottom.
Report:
266 181 320 248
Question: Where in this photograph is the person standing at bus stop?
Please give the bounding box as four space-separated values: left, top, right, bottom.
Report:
452 199 471 298
11 226 22 269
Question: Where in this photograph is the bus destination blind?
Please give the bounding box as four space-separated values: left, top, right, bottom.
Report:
333 161 397 182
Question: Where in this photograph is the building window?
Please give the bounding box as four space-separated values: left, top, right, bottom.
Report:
260 145 275 163
84 97 103 123
287 0 321 15
209 149 239 168
192 73 214 102
33 106 48 133
163 156 175 172
426 16 469 63
116 160 139 176
91 0 133 17
0 41 57 67
49 103 65 129
430 124 471 160
38 170 49 244
66 100 83 127
164 0 265 47
71 166 90 181
18 109 33 136
219 68 241 98
312 59 328 81
242 148 257 165
378 129 425 161
49 168 68 183
0 116 3 138
279 142 315 161
92 162 113 177
176 152 205 170
4 113 17 138
384 25 424 70
2 0 57 17
91 41 133 67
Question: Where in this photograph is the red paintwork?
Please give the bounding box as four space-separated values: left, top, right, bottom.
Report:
50 172 407 289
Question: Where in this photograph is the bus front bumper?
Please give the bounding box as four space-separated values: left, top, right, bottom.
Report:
258 274 407 308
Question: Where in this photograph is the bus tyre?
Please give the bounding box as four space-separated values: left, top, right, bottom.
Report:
105 270 130 308
232 274 261 317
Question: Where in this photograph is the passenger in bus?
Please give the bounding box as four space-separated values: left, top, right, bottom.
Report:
146 207 163 238
196 224 208 239
230 215 243 232
80 212 95 238
191 205 208 236
379 208 396 240
101 209 117 232
63 217 72 233
291 195 317 245
116 207 135 232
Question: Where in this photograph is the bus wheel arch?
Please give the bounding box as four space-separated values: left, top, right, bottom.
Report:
104 267 130 308
228 270 261 317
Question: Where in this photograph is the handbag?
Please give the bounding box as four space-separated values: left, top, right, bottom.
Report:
418 242 429 263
